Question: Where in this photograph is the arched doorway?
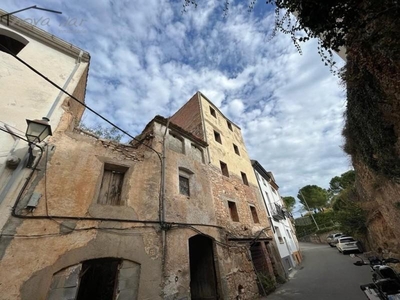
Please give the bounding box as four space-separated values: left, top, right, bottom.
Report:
189 235 218 300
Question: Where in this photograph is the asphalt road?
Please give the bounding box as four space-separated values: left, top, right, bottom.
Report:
265 242 373 300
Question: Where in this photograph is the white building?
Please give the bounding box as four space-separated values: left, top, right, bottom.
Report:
252 160 302 276
0 9 90 230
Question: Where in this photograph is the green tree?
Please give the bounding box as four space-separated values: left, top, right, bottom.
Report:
78 123 123 143
329 170 356 195
282 196 296 213
297 185 328 210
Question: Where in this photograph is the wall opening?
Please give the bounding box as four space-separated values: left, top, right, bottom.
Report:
228 201 239 222
250 242 273 295
0 29 29 55
77 258 120 300
189 235 218 300
98 163 128 205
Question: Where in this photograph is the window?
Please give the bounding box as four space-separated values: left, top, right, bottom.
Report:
262 178 267 186
233 144 240 155
98 164 128 205
241 172 248 185
287 229 292 239
220 161 229 177
228 201 239 222
210 106 216 118
0 30 29 56
179 176 190 196
169 132 184 153
214 130 222 144
275 226 284 243
227 121 233 131
272 188 277 194
179 167 193 197
250 206 259 223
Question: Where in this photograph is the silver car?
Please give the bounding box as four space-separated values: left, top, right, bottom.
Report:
327 233 344 247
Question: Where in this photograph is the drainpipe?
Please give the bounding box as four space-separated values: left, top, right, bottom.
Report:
160 117 170 292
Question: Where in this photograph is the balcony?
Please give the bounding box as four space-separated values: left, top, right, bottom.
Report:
271 203 286 221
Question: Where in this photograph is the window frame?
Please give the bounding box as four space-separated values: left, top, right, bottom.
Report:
249 205 260 223
228 201 239 222
241 172 249 185
97 163 128 206
220 161 229 177
210 106 217 118
233 143 240 156
214 130 222 144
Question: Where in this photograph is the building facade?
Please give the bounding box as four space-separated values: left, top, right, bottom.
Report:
252 160 302 276
0 11 286 300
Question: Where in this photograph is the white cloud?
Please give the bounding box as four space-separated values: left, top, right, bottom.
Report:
2 1 351 215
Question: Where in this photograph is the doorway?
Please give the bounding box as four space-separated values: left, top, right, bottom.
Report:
189 235 218 300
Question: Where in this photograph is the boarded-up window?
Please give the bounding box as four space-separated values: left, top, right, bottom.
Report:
228 201 239 222
169 133 184 153
179 176 190 196
241 172 248 185
191 144 204 163
220 161 229 177
250 206 260 223
179 167 193 197
98 164 128 205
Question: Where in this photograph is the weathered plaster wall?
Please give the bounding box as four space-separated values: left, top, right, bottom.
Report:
0 126 163 299
199 94 258 187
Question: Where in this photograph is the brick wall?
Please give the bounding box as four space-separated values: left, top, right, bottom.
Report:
170 93 205 140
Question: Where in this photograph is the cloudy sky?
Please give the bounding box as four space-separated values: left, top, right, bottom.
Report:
2 0 352 214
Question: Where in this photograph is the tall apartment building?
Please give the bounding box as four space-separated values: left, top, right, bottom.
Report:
252 160 302 275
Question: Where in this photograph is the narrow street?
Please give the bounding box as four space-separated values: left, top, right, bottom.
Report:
265 242 373 300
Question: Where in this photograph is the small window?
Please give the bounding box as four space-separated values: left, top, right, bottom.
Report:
210 106 216 118
272 188 277 194
275 226 284 243
220 161 229 177
179 175 190 196
250 206 259 223
233 144 240 156
98 164 127 205
262 178 267 186
228 201 239 222
241 172 248 185
227 121 233 131
214 130 222 144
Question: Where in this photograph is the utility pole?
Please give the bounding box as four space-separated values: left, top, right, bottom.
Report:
299 189 320 230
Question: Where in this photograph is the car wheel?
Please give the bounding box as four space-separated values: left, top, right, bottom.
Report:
342 251 347 255
329 244 335 248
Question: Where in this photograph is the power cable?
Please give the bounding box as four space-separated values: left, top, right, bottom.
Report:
0 43 162 161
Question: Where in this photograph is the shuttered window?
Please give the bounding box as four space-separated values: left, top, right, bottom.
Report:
98 164 128 205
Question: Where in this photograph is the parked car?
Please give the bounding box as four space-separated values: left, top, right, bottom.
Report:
336 236 361 254
327 233 344 247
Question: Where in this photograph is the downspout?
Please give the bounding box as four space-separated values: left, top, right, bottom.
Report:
46 51 84 119
160 118 170 295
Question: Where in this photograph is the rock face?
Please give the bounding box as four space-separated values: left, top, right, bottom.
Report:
354 158 400 265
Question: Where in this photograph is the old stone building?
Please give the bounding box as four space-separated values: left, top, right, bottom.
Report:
0 10 285 300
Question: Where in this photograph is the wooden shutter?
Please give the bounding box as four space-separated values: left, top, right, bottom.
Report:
115 260 141 300
47 264 82 300
98 170 124 205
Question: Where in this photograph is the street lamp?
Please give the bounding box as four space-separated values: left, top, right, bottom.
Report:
25 117 52 167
